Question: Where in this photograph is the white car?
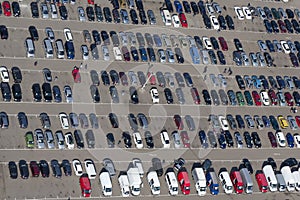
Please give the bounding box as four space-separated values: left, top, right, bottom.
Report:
81 45 89 60
59 112 69 129
218 115 229 131
242 7 252 19
294 134 300 148
281 40 291 54
210 15 220 30
171 14 180 28
150 87 159 103
64 28 73 42
72 159 83 176
64 85 73 103
113 47 122 61
0 66 9 82
260 91 270 106
84 159 97 179
234 7 245 20
160 130 170 148
65 132 75 149
275 131 286 147
172 131 181 149
102 45 110 61
133 132 143 149
165 170 178 195
202 36 213 50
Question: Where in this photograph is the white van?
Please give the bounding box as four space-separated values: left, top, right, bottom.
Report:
263 165 278 192
25 38 35 58
160 8 171 26
281 166 295 191
55 39 65 59
292 168 300 191
147 170 160 195
165 168 178 195
192 167 207 196
99 169 113 196
218 169 233 194
118 172 130 197
44 38 54 58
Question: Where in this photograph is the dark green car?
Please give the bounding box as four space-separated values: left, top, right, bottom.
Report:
244 90 253 106
25 131 34 148
236 91 245 106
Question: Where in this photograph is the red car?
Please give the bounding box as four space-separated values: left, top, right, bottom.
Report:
119 72 128 86
268 132 277 148
179 13 188 28
174 114 184 130
87 0 95 5
147 72 156 85
278 20 287 33
121 46 130 61
295 116 300 127
72 67 81 83
252 91 262 106
268 89 278 106
2 1 12 16
30 161 40 177
180 131 190 148
218 37 228 51
191 87 200 104
284 92 294 106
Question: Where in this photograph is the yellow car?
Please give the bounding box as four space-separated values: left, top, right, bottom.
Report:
278 115 289 129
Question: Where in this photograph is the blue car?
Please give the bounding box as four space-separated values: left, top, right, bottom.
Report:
174 0 183 13
218 133 226 149
286 133 294 148
251 75 262 89
139 46 148 62
153 34 162 47
262 115 271 128
198 130 209 149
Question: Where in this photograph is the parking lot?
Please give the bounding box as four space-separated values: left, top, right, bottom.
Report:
1 0 300 199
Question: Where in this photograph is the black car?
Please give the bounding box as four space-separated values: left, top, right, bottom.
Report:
12 83 22 102
218 133 226 149
217 51 226 65
109 113 119 128
266 40 275 52
131 46 139 61
268 76 278 89
190 2 199 15
106 133 115 148
243 131 253 148
74 130 84 148
175 47 184 63
101 70 110 85
271 20 279 33
92 30 101 45
218 15 227 30
30 2 39 18
90 85 100 103
194 36 203 50
51 159 62 178
276 75 286 89
12 2 20 17
111 0 119 9
0 25 8 40
95 4 103 22
86 6 95 21
39 160 50 177
8 161 18 179
226 114 237 130
19 160 29 179
211 89 220 105
129 86 139 104
110 70 119 85
59 5 68 20
139 10 147 24
183 72 193 87
103 7 112 23
164 88 173 104
236 75 246 90
234 38 243 51
207 131 217 148
52 85 62 103
1 82 11 102
100 31 110 45
202 89 211 105
281 158 298 168
208 50 217 64
112 8 121 23
110 31 120 47
224 131 234 147
42 82 52 102
286 8 294 19
292 19 300 33
264 52 273 66
28 26 39 41
210 37 219 50
32 83 42 102
128 113 138 131
259 75 269 90
130 9 138 24
284 19 293 33
236 115 245 129
198 1 206 15
61 159 72 176
135 0 144 11
144 131 154 149
182 1 191 13
165 0 174 12
225 15 234 30
147 47 156 62
242 158 254 174
267 157 277 170
264 19 273 33
251 132 262 148
233 51 242 66
202 14 211 29
122 131 132 148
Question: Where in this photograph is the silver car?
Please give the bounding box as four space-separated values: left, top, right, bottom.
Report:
175 72 185 87
35 129 45 149
256 52 266 67
241 51 250 66
64 85 73 103
126 32 137 46
128 71 138 86
109 86 119 103
120 9 129 24
257 40 267 52
45 27 55 42
119 31 128 46
185 115 195 131
45 129 55 149
175 88 185 104
77 6 86 21
201 50 210 65
273 40 282 52
41 3 49 19
103 158 116 176
287 115 298 130
284 76 295 90
218 74 227 87
166 48 175 63
79 113 89 129
165 72 175 87
156 71 166 87
102 45 110 61
209 74 219 87
249 52 258 67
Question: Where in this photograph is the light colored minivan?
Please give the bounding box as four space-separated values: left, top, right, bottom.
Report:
25 38 35 58
44 39 54 58
55 39 64 59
